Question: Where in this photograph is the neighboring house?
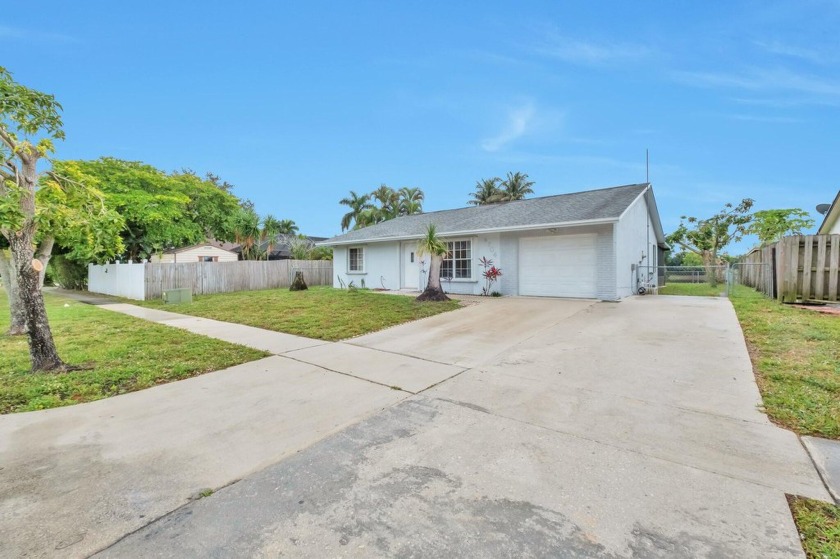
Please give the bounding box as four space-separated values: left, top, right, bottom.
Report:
817 190 840 235
151 241 239 263
257 235 328 260
320 183 668 300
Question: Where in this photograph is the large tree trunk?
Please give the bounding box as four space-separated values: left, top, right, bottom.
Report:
9 234 65 371
0 249 27 335
9 153 66 372
703 250 718 287
416 254 449 302
36 236 55 289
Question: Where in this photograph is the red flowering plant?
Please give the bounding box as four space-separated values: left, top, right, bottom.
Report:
479 256 503 296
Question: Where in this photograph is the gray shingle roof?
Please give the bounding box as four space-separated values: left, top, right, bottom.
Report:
324 183 650 245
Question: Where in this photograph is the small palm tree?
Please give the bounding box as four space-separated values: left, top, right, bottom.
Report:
339 191 373 231
231 208 262 260
415 223 450 302
500 171 534 201
469 177 503 205
398 187 424 215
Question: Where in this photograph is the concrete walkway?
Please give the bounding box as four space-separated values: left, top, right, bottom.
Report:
2 294 832 558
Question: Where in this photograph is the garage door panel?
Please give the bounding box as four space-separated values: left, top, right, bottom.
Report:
519 235 597 298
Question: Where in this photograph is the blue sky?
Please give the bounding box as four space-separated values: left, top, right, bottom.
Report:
3 1 839 253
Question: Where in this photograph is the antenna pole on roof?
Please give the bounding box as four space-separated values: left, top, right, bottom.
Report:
645 148 649 184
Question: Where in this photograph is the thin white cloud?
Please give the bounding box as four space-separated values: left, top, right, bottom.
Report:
727 113 804 124
673 67 840 99
480 102 537 152
0 25 77 43
754 40 828 64
532 33 653 65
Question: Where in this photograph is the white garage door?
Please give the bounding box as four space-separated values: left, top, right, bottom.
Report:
519 234 598 298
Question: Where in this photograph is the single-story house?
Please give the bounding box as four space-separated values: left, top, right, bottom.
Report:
320 183 668 300
151 241 239 263
817 190 840 235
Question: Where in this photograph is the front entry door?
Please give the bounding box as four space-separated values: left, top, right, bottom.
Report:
403 243 419 289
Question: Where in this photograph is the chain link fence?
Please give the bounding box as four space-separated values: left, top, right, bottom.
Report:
634 263 772 297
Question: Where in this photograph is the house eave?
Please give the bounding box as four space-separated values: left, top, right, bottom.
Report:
317 218 619 247
817 191 840 234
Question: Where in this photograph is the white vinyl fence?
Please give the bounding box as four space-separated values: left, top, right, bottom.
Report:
88 262 146 300
89 260 333 301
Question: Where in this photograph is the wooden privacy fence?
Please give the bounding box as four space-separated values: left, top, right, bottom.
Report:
741 235 840 302
144 260 333 300
89 260 333 300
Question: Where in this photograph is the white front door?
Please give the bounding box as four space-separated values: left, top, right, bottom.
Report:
402 243 419 289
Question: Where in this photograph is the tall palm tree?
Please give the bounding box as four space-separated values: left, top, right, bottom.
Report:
500 171 535 201
339 190 373 231
415 223 450 302
371 184 400 220
260 214 283 260
398 187 424 215
469 177 503 205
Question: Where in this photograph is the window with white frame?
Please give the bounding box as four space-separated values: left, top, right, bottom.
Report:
348 247 365 272
440 240 472 279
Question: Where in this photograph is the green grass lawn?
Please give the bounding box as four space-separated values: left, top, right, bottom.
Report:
0 291 267 414
136 286 462 341
728 285 839 439
658 282 726 297
788 496 840 559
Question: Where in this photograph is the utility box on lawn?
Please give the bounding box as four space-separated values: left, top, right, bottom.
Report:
162 287 192 304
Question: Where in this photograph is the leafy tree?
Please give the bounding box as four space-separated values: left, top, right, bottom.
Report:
415 223 450 302
469 177 503 205
57 159 242 262
666 199 754 286
747 209 814 244
0 67 67 370
339 190 373 231
665 251 703 267
500 171 535 201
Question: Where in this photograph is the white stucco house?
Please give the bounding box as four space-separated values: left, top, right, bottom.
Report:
150 241 239 263
320 183 668 300
817 190 840 235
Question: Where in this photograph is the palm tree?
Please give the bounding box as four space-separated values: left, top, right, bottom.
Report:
371 184 400 220
398 187 424 215
260 214 283 260
339 190 373 231
415 223 450 302
500 171 535 201
277 219 298 235
469 177 503 205
230 208 262 260
356 206 383 228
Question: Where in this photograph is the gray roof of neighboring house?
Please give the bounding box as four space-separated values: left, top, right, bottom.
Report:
323 183 662 245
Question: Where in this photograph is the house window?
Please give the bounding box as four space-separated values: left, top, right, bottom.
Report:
440 240 472 279
199 256 218 262
349 247 365 272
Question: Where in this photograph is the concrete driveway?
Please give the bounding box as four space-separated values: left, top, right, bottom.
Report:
2 295 830 558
